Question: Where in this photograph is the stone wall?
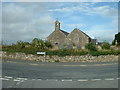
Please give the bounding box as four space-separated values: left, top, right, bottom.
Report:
0 51 118 62
67 28 89 49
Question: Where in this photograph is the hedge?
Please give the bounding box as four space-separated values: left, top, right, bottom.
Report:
2 47 120 56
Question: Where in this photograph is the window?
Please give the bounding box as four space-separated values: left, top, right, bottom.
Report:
55 42 58 45
74 37 79 42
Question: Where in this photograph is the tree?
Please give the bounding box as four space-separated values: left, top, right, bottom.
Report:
112 32 120 46
16 40 25 49
39 39 46 49
112 40 115 45
85 43 97 51
31 38 41 49
101 41 110 49
44 41 53 49
31 38 46 50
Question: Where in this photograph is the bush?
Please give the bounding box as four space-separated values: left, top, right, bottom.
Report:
112 32 120 46
85 43 97 51
46 49 89 56
90 50 120 56
54 60 59 62
101 41 110 49
2 45 120 56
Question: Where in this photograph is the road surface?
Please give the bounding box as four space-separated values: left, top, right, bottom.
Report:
1 59 119 88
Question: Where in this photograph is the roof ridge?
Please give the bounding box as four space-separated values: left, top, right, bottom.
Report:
73 28 90 38
60 29 69 35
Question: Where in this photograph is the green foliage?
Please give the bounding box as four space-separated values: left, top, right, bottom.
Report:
2 46 120 56
2 38 120 57
85 43 97 51
101 41 110 49
31 38 46 49
46 49 70 56
112 32 120 46
90 50 120 56
46 49 88 56
2 46 38 54
112 40 115 45
115 32 120 46
2 38 53 54
44 41 53 49
54 60 60 62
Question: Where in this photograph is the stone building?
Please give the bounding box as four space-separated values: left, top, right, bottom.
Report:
47 20 97 49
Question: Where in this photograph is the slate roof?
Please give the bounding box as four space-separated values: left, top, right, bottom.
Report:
60 29 69 36
81 30 91 38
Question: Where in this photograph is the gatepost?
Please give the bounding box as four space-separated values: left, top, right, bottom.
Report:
37 52 46 62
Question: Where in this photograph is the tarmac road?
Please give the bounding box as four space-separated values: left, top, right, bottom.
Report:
1 59 119 88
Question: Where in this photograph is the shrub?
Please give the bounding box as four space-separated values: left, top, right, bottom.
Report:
2 44 120 57
113 32 120 46
90 50 120 56
101 41 110 49
85 43 97 51
54 60 59 62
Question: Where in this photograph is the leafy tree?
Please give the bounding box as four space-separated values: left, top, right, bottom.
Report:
85 43 97 51
16 40 25 49
101 41 110 49
31 38 41 49
112 32 120 46
31 38 46 50
39 39 46 49
112 40 115 45
44 41 53 49
115 32 120 46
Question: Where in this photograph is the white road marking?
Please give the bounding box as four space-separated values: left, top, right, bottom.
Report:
16 78 27 80
116 78 120 80
64 65 87 67
80 65 87 66
16 81 21 85
63 63 118 67
104 78 115 80
2 75 119 83
20 80 25 82
16 78 25 79
61 79 73 81
5 76 13 79
0 78 9 80
0 78 3 79
77 79 88 81
38 79 42 80
30 64 38 66
46 79 58 81
7 86 13 88
24 78 28 80
13 79 21 82
1 78 10 81
16 79 25 85
3 79 10 81
7 61 12 63
91 79 101 81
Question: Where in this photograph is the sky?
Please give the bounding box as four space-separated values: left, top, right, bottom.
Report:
1 2 118 44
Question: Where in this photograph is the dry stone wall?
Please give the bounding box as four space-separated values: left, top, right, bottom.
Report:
0 51 118 62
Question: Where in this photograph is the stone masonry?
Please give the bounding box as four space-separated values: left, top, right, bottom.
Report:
1 51 118 62
47 20 97 49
